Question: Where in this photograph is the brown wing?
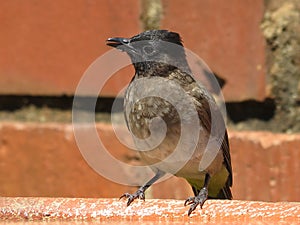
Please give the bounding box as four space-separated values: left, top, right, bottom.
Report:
167 70 233 191
219 129 233 199
190 81 233 199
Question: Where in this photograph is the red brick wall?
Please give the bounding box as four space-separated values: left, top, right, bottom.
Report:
1 1 299 202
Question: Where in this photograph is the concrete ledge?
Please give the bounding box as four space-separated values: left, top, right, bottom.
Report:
1 197 299 223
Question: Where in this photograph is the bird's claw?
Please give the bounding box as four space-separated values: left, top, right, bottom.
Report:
184 196 196 206
184 196 205 216
184 187 208 216
119 189 145 207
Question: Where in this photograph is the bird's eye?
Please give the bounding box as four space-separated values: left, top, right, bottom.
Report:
143 45 154 55
122 39 129 44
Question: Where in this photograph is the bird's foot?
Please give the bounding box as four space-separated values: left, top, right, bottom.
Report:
120 188 145 207
184 187 208 216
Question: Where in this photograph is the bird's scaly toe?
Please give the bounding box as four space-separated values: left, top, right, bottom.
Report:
119 189 145 206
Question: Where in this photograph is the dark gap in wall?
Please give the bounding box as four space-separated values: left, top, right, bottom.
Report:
226 98 276 123
0 95 276 123
0 95 123 113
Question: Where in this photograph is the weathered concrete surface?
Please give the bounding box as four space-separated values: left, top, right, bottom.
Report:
0 197 299 223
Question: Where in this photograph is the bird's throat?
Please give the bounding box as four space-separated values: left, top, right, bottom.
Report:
134 61 178 78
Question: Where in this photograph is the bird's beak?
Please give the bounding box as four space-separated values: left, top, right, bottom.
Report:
106 37 130 48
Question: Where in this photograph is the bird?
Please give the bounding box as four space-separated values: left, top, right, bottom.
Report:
106 30 232 216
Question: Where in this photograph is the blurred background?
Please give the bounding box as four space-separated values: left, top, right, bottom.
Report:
0 0 299 202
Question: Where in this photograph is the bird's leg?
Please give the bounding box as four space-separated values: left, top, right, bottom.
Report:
120 170 166 206
184 173 210 216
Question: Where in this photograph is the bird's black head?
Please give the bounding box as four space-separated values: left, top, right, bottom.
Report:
106 30 190 76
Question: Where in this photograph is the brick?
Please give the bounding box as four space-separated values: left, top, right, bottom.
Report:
0 123 137 197
0 0 139 96
0 122 300 202
161 0 266 101
229 131 300 202
0 1 268 100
